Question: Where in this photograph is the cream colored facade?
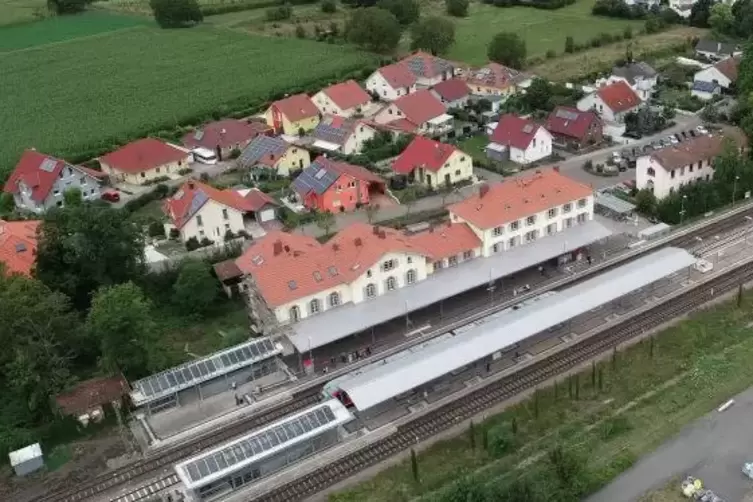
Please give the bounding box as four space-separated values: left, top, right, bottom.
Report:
414 150 474 188
176 199 246 243
100 155 190 186
468 83 516 99
341 124 378 155
365 71 417 102
273 251 430 323
273 146 312 176
263 108 320 136
312 91 365 118
450 195 595 258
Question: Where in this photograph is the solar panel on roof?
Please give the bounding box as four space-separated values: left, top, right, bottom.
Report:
194 130 205 141
39 158 57 172
555 109 579 121
238 136 285 168
186 190 209 221
15 243 26 253
522 124 534 133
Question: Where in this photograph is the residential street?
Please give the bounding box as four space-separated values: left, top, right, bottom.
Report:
298 113 702 237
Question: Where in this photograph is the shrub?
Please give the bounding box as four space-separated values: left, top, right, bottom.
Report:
321 0 337 12
445 0 469 17
148 221 165 238
487 424 517 457
295 24 307 38
169 228 180 240
266 4 292 21
545 49 557 59
185 236 201 251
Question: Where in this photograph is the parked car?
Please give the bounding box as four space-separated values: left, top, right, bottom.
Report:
623 131 642 139
101 189 120 203
697 125 709 135
668 135 679 145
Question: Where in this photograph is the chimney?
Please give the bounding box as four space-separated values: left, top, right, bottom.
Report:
332 243 340 252
373 226 380 235
220 129 226 135
553 166 560 172
479 184 490 199
273 240 283 256
283 244 291 253
378 230 386 239
188 180 195 189
354 237 363 247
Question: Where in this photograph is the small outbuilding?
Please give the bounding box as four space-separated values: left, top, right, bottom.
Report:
595 192 636 220
54 375 129 427
9 443 44 476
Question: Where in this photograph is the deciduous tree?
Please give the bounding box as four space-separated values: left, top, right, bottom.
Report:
487 32 527 69
445 0 468 17
709 3 734 35
377 0 419 25
345 7 402 53
172 260 219 317
689 0 713 27
150 0 203 28
410 16 455 56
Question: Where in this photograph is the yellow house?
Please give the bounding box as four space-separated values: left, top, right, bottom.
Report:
99 138 192 186
465 63 522 99
392 136 474 188
237 135 311 177
264 94 320 136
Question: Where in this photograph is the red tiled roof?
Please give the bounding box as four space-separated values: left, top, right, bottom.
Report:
596 81 641 113
99 138 188 174
378 63 417 89
392 136 459 175
235 223 435 307
182 120 270 151
55 375 129 416
0 219 39 277
214 259 243 282
391 90 447 127
410 223 481 260
545 107 602 141
164 180 254 229
4 150 100 202
241 187 278 212
449 168 592 230
431 79 470 102
380 118 418 133
490 114 544 150
714 56 741 82
271 94 319 122
320 80 371 111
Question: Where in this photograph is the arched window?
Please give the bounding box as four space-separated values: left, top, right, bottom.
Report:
329 292 340 307
406 269 417 285
386 276 397 291
647 167 655 177
365 283 377 298
289 305 301 322
309 298 320 314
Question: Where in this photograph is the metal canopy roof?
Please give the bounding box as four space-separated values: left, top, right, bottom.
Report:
335 246 695 412
130 338 281 407
596 193 636 214
174 400 352 489
287 221 612 353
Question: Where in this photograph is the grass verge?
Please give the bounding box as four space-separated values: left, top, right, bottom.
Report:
330 289 753 502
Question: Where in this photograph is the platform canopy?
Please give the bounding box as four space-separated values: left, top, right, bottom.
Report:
287 221 612 353
335 246 695 412
130 338 282 407
174 400 351 490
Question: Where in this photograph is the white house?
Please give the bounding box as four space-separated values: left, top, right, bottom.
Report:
605 61 658 101
310 116 379 155
366 63 417 102
391 136 474 187
635 132 743 199
694 56 741 90
577 80 642 136
448 167 595 258
312 80 372 118
373 90 453 136
486 114 552 165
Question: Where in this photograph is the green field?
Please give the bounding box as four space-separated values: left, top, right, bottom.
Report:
0 0 46 25
0 15 376 176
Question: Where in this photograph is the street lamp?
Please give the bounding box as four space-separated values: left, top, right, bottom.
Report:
733 175 741 206
680 195 687 225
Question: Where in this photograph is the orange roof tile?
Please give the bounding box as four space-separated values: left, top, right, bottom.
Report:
410 223 481 260
0 219 40 277
449 168 592 230
271 94 319 122
163 180 255 229
321 80 371 111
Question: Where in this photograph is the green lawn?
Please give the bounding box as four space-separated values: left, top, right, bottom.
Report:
0 0 46 26
331 292 753 502
0 16 376 178
457 134 489 162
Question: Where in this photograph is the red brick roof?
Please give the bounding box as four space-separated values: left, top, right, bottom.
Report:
378 63 417 89
214 259 243 282
714 56 741 82
271 93 319 122
0 219 39 277
545 107 601 141
449 168 592 229
55 375 129 416
182 120 270 151
4 150 100 203
320 80 371 111
431 79 470 102
490 114 545 150
596 81 641 113
241 187 278 212
391 90 447 127
410 222 481 260
100 138 188 174
236 223 433 307
392 136 459 175
164 180 254 229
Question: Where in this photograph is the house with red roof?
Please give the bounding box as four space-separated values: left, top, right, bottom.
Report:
237 135 311 177
292 156 385 213
182 119 272 161
0 219 40 277
163 180 277 243
694 55 741 91
312 80 372 118
310 116 379 155
449 168 594 257
398 51 457 88
465 63 528 99
54 375 129 425
487 114 553 165
264 93 321 135
577 80 642 126
545 107 603 151
373 89 452 136
99 138 192 186
4 150 105 213
430 79 471 109
366 63 418 101
392 136 474 188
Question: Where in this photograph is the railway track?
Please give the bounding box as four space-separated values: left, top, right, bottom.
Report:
33 204 753 502
251 260 753 502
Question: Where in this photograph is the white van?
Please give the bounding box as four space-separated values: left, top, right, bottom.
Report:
192 147 218 165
